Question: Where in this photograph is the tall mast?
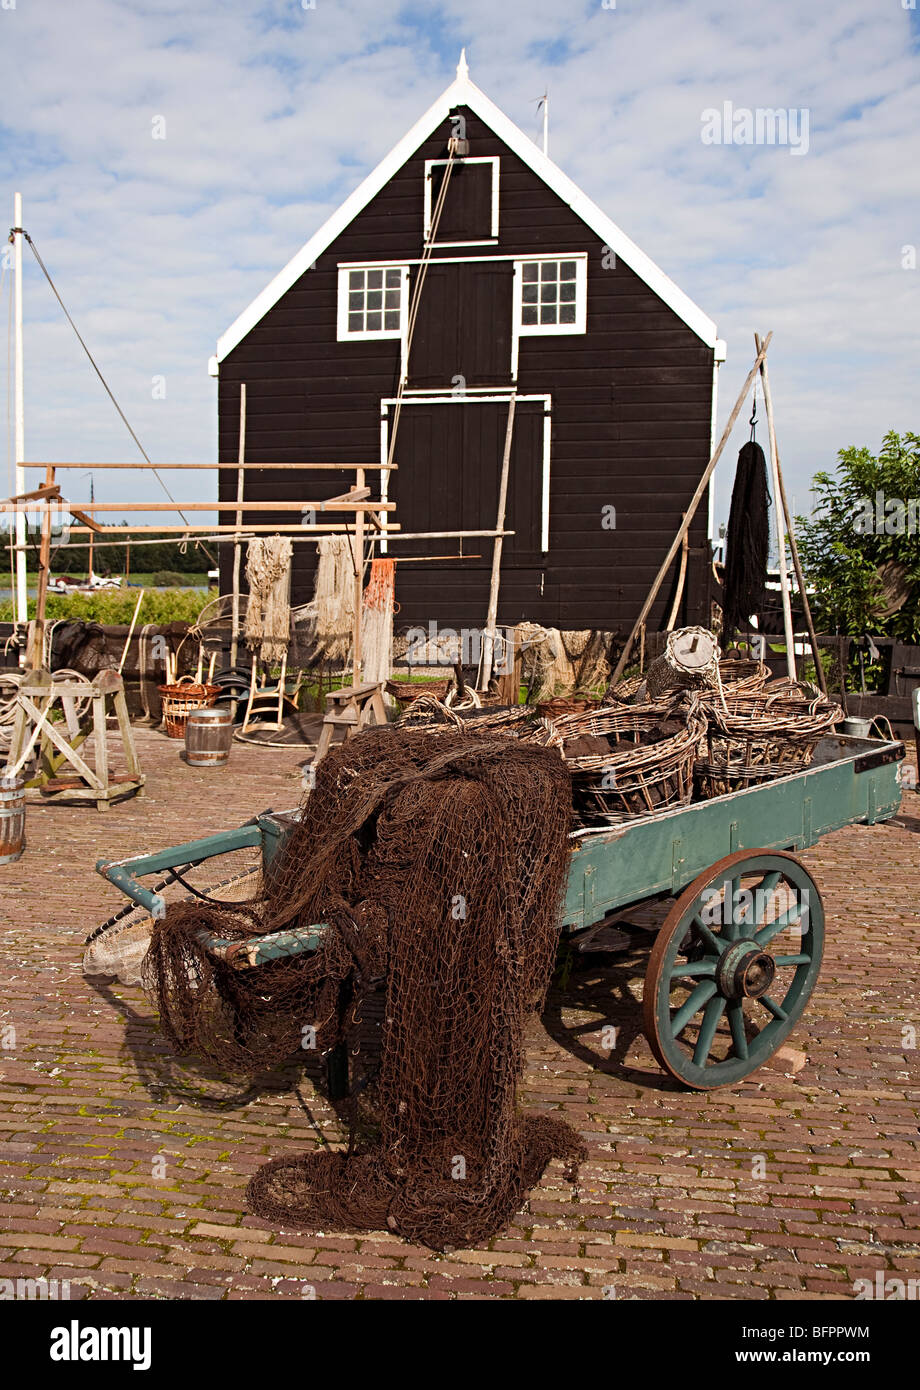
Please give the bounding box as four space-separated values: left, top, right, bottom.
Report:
13 192 28 651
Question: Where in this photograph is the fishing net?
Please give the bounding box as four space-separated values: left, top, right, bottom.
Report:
244 535 293 664
143 726 585 1250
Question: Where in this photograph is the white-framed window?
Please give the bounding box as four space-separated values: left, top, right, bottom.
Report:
514 255 587 335
423 156 500 244
337 264 409 341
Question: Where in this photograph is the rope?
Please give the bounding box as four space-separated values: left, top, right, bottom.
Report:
384 143 459 476
13 229 215 566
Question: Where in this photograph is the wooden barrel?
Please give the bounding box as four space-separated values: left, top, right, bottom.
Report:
0 777 25 864
184 706 234 767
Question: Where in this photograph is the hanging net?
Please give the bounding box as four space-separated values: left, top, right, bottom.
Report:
143 726 585 1250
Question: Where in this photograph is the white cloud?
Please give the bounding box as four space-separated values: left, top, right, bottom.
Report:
0 0 917 544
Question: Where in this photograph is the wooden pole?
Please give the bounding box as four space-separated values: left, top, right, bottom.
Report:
13 193 28 654
754 333 827 694
229 384 246 671
352 467 365 688
755 335 796 680
479 395 517 690
87 476 94 581
608 333 773 689
665 519 689 633
28 462 55 668
117 589 145 675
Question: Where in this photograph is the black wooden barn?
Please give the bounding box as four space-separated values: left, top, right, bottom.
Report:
213 54 725 639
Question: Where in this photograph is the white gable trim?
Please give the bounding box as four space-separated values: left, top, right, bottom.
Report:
215 73 718 363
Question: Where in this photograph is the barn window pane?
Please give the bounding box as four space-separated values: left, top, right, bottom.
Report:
518 258 584 332
342 265 407 335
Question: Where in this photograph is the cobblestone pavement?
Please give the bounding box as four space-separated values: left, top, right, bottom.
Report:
1 728 918 1300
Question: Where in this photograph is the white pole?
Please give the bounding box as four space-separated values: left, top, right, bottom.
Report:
13 193 28 652
542 94 549 156
755 332 796 680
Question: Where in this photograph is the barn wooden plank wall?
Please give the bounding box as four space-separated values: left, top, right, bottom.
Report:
218 107 716 640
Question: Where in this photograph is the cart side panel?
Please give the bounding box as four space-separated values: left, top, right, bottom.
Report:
563 739 903 931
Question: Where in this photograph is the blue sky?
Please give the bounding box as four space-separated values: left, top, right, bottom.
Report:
1 0 918 551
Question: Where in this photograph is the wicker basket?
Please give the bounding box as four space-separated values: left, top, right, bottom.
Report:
605 675 645 703
397 697 534 739
539 702 707 824
696 680 842 798
158 677 221 739
718 657 770 693
535 696 599 719
386 677 452 703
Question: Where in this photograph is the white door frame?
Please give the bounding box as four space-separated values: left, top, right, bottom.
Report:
379 393 552 553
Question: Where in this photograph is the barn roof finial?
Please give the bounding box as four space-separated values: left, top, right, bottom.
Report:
457 48 469 80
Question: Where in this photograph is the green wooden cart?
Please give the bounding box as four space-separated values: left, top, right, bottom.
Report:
96 731 906 1091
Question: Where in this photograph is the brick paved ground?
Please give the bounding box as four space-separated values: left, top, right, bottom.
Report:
1 728 918 1301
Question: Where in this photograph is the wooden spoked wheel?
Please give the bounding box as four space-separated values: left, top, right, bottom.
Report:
643 850 824 1089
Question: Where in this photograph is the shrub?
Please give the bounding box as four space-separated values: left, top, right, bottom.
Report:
0 589 209 625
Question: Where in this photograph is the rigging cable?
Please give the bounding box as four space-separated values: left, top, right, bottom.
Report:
12 229 215 565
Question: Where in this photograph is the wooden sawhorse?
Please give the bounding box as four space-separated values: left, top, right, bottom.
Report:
312 681 388 766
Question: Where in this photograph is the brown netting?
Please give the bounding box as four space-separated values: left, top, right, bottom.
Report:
142 727 585 1251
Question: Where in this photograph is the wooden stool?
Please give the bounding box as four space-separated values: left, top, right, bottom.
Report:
6 668 145 812
312 681 388 765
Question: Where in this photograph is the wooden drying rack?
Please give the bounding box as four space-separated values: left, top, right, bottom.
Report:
10 459 395 688
11 458 512 689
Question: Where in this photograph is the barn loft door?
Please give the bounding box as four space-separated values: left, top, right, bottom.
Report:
407 262 513 389
387 399 543 566
428 160 494 242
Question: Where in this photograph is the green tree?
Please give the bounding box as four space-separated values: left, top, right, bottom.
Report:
797 431 920 643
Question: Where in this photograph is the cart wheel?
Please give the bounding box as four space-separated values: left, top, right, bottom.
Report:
643 850 824 1089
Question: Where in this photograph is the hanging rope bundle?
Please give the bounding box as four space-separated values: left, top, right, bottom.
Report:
361 558 395 686
244 535 293 664
143 726 585 1251
312 535 356 662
